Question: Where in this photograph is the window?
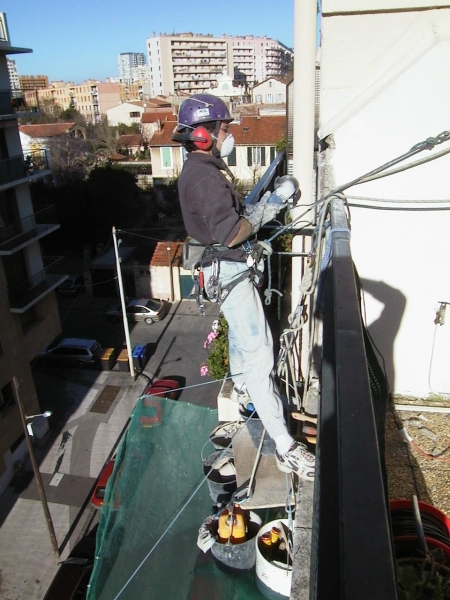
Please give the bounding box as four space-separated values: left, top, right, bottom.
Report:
161 147 173 169
247 147 266 167
270 147 276 162
266 94 273 103
0 381 15 417
129 111 140 118
227 147 236 167
255 94 262 103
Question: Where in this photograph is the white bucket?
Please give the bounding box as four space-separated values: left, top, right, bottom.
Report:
255 519 292 600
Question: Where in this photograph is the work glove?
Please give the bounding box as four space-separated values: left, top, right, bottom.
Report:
197 516 217 553
244 191 285 235
269 176 300 204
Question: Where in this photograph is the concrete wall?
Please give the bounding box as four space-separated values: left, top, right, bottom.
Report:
319 1 450 396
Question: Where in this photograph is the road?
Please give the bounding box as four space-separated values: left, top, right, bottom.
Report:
0 297 222 600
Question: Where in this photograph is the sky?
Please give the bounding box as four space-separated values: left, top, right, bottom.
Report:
2 0 295 84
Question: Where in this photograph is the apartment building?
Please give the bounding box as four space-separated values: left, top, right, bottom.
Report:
0 13 65 494
19 74 49 91
146 33 234 97
146 32 293 97
230 35 293 88
37 81 124 123
118 52 146 84
6 57 19 89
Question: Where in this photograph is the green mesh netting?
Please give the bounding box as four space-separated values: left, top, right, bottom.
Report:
86 397 271 600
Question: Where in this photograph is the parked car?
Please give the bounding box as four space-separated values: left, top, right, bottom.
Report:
56 274 84 296
37 338 103 369
43 524 97 600
106 298 168 325
143 378 181 400
91 459 115 509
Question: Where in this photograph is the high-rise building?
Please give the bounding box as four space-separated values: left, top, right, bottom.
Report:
0 12 65 494
118 52 146 84
145 32 293 97
146 33 234 97
230 35 293 88
6 57 19 89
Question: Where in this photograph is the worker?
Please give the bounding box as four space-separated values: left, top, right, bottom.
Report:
172 94 315 480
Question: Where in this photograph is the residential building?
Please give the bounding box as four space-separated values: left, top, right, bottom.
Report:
118 52 146 84
252 77 287 104
106 100 146 127
0 12 65 494
6 57 19 89
146 32 234 97
37 81 122 123
19 74 49 91
229 35 293 89
226 114 286 185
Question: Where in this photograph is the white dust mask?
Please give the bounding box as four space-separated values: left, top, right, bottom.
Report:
220 133 235 158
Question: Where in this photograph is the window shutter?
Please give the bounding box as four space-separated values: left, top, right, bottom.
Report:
247 146 252 166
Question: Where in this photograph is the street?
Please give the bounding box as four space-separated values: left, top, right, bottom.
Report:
0 296 222 600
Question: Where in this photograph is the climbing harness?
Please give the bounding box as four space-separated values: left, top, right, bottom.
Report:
190 240 268 315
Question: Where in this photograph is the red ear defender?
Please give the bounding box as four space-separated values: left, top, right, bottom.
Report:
192 126 213 150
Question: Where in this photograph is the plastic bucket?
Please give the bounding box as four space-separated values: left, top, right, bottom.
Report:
211 511 262 572
203 450 237 503
255 519 292 600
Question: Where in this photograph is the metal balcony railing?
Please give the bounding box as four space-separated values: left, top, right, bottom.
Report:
310 198 397 599
0 149 49 187
8 256 66 312
0 205 59 253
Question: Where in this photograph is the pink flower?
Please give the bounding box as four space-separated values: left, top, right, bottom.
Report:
200 364 209 377
203 341 208 348
207 331 218 343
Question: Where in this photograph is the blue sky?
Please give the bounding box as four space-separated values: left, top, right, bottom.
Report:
3 0 295 84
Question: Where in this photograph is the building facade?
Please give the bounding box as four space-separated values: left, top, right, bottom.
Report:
36 81 132 123
230 35 293 89
0 12 65 494
19 74 49 91
146 33 235 97
6 57 19 89
118 52 146 84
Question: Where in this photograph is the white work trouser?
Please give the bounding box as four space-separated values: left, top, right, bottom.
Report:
203 260 289 442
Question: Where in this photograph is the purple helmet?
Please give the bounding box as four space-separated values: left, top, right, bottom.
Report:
176 94 232 131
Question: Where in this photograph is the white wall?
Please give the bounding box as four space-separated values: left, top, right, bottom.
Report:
106 102 144 126
319 2 450 397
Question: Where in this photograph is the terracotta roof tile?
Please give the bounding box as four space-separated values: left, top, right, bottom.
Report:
230 115 286 145
147 122 179 147
19 122 78 138
150 241 183 267
141 110 176 124
117 134 142 146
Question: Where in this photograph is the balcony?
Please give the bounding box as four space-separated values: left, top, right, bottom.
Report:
0 149 50 191
0 204 60 255
8 256 66 313
0 89 40 118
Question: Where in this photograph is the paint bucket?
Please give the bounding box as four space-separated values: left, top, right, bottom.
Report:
255 519 292 600
211 510 262 572
203 449 237 503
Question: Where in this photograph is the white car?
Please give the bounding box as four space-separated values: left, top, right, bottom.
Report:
106 298 168 325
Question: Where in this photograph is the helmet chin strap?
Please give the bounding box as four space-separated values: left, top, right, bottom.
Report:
211 121 221 158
